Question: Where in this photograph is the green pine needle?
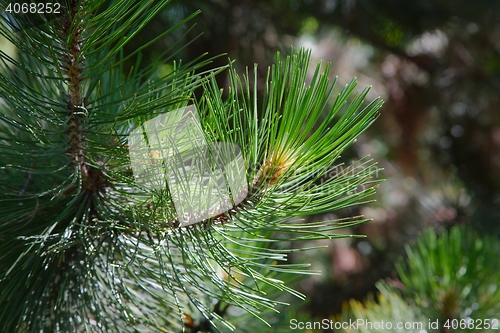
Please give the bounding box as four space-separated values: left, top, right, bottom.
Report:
0 1 383 332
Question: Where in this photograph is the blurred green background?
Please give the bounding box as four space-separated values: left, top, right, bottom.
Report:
117 0 500 329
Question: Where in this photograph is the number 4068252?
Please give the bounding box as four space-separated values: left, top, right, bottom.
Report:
5 3 61 14
444 318 499 330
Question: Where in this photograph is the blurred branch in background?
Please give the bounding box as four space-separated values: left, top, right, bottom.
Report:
336 225 500 333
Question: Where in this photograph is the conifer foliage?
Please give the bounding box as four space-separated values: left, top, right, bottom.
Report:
337 226 500 333
0 1 382 331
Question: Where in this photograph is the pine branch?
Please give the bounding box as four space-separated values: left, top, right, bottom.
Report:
0 2 383 332
0 1 214 331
